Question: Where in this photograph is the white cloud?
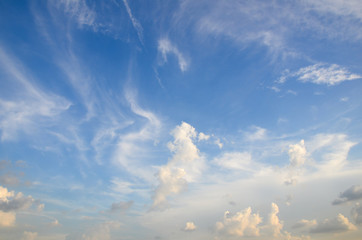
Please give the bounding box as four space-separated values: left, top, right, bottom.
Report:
244 126 267 141
158 38 189 72
266 203 284 237
351 202 362 224
288 140 307 168
214 138 223 149
216 207 262 237
291 63 361 86
198 132 210 141
22 231 38 240
122 0 144 44
183 221 197 231
333 185 362 205
213 152 253 171
310 214 357 233
152 122 205 209
56 0 96 28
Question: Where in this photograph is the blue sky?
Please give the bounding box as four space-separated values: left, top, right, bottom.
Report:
1 0 362 239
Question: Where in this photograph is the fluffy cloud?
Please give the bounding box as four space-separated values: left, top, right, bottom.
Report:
213 152 253 171
333 185 362 205
284 63 362 86
0 186 34 212
288 140 307 167
158 38 189 72
153 122 205 209
310 214 356 233
266 203 284 237
183 221 197 231
216 207 262 237
22 231 38 240
351 203 362 224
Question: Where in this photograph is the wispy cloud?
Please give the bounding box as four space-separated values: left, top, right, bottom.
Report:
310 214 356 233
0 47 71 141
122 0 144 45
158 38 189 72
332 185 362 205
292 64 362 86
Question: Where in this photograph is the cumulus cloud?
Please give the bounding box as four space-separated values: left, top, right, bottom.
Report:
0 186 34 212
158 38 189 72
216 207 262 237
183 221 197 231
351 202 362 224
153 122 205 209
333 185 362 205
283 63 362 86
213 152 253 171
109 200 133 213
22 231 38 240
310 214 356 233
288 140 307 167
266 203 284 237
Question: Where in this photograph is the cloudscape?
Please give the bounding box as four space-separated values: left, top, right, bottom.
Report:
0 1 362 239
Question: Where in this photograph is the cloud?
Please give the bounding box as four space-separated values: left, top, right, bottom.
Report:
265 203 283 237
284 63 362 86
310 214 356 233
152 122 204 209
56 0 96 28
292 219 317 229
216 207 262 237
158 38 189 72
109 200 133 213
213 152 253 171
183 221 197 231
351 203 362 224
66 221 122 240
244 126 267 141
332 185 362 205
0 211 15 227
198 132 210 141
122 0 144 44
288 140 307 168
0 46 71 141
0 186 34 212
22 231 38 240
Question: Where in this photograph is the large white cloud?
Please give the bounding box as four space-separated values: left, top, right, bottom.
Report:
152 122 205 209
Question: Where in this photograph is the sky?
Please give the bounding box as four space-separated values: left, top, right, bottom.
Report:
0 0 362 239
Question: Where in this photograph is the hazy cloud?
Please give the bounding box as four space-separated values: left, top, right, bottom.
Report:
122 0 144 44
333 185 362 205
110 200 133 213
0 211 15 227
0 186 34 212
244 126 267 141
310 214 356 233
66 221 121 240
351 203 362 224
213 152 253 171
22 231 38 240
292 219 317 229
